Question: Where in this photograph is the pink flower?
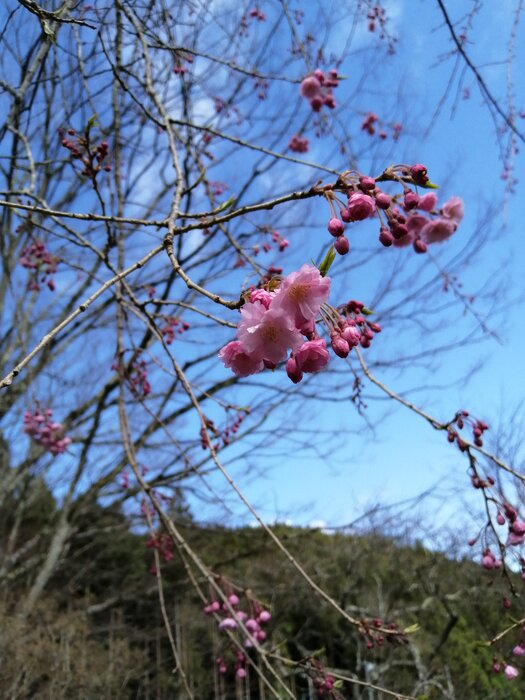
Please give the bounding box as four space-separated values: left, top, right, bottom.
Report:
442 196 464 222
272 264 330 328
506 530 525 547
406 214 430 237
347 193 375 221
420 217 457 244
218 341 264 377
295 339 329 373
250 288 273 309
218 617 238 630
237 302 302 364
504 664 519 680
513 644 525 657
300 75 322 98
418 192 438 212
511 519 525 536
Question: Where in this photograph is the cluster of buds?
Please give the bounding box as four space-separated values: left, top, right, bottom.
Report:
288 134 309 153
199 410 248 450
254 76 269 100
323 165 464 255
481 548 502 570
364 1 397 52
300 69 339 111
361 112 402 141
252 230 289 256
19 239 59 291
215 650 248 679
492 658 520 681
307 660 339 698
360 616 408 650
160 316 190 344
59 126 111 178
112 357 151 398
146 532 174 565
498 503 525 548
239 7 266 36
204 590 272 648
23 407 71 455
446 410 489 451
172 51 193 75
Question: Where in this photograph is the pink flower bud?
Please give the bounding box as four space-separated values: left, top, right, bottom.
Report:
481 554 495 570
236 668 247 679
497 512 506 525
342 325 361 346
513 644 525 656
334 235 349 255
300 75 322 98
410 164 429 185
331 333 350 358
379 227 394 246
340 207 351 222
258 610 271 623
359 176 376 191
375 192 391 209
413 238 428 254
218 617 238 630
404 191 419 210
327 218 345 237
286 355 303 384
347 193 375 221
228 593 240 606
245 618 260 632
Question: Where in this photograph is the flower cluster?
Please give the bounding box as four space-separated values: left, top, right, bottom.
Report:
19 239 59 292
160 316 190 344
323 165 464 255
23 407 71 455
361 112 401 141
219 265 330 378
288 134 309 153
446 410 489 451
146 532 174 564
204 590 272 649
251 229 289 257
118 358 151 398
300 69 339 111
199 410 248 450
308 660 338 698
59 126 111 178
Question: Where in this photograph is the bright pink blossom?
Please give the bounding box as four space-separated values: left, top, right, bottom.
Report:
218 341 264 377
237 302 302 364
272 264 330 328
295 339 329 373
420 217 457 244
513 644 525 657
250 288 273 308
300 76 322 98
505 665 519 680
418 192 438 212
406 214 430 237
442 196 464 222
